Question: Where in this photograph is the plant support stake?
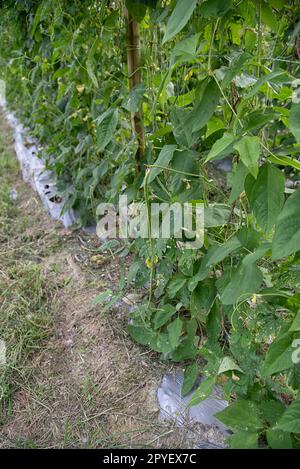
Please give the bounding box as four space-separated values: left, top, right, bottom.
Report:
125 8 145 170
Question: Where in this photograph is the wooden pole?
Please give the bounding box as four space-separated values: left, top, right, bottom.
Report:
125 8 145 172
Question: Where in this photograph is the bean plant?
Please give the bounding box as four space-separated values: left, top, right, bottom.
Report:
0 0 300 448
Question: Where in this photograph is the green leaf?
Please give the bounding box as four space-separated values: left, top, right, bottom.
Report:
290 310 300 332
171 336 197 361
266 429 293 449
261 1 278 31
153 304 177 329
188 376 216 407
229 430 258 449
205 133 237 163
204 203 231 227
220 248 266 305
169 149 198 194
245 70 288 98
31 3 43 37
268 154 300 172
122 84 144 113
190 278 216 321
218 356 243 375
272 188 300 260
199 0 232 18
170 108 198 147
234 136 260 178
242 109 279 132
216 400 263 431
86 60 99 88
259 399 285 426
236 226 261 251
228 161 249 204
170 34 200 65
222 52 251 89
189 79 221 133
261 332 294 377
167 317 183 349
128 324 156 346
220 263 262 306
276 394 300 434
167 274 187 299
150 332 173 353
162 0 198 44
182 362 199 396
126 0 147 22
96 108 118 151
245 164 285 233
189 236 241 290
289 102 300 142
147 144 177 183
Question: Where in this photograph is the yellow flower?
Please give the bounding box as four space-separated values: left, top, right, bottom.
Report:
76 84 85 93
145 256 159 269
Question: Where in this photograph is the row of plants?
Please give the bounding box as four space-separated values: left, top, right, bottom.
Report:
0 0 300 448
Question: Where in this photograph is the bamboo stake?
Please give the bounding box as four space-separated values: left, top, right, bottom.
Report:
125 8 145 171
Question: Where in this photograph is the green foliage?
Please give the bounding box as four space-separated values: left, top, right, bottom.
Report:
1 0 300 449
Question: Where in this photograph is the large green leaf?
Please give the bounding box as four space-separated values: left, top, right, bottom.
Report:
167 274 187 299
220 244 270 305
268 154 300 172
216 400 263 431
126 0 158 21
199 0 232 18
272 188 300 260
162 0 198 44
189 236 241 290
204 204 231 227
205 132 237 163
276 394 300 434
261 1 278 31
170 33 200 65
153 304 177 329
147 144 177 183
96 108 118 151
188 376 216 407
182 362 199 396
261 332 294 377
242 109 279 132
170 107 198 147
234 136 260 178
245 70 289 98
190 278 216 321
229 430 258 449
220 261 263 305
189 79 221 133
228 161 249 204
222 52 251 89
290 310 300 332
245 164 285 233
167 317 183 349
266 429 293 449
218 356 243 375
128 324 156 346
289 102 300 142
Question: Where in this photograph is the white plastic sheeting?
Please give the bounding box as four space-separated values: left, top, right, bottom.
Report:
157 372 229 448
0 98 76 228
